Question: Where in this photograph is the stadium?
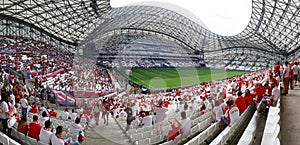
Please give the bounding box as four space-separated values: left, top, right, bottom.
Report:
0 0 299 145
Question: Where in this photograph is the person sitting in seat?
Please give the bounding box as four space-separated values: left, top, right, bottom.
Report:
220 100 240 130
39 120 52 144
38 111 49 126
141 111 152 127
51 125 80 145
178 111 191 138
49 108 57 118
167 119 181 141
61 108 70 121
70 109 77 121
30 103 39 114
69 117 84 141
28 115 42 140
17 115 29 135
234 91 246 114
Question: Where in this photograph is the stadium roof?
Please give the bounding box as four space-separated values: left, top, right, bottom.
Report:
1 0 110 44
1 0 299 57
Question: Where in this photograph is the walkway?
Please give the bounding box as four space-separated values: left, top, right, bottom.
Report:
281 85 300 145
82 115 130 145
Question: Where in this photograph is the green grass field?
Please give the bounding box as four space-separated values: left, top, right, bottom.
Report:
128 67 245 90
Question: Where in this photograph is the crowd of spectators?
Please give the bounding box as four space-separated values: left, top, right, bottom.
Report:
72 57 114 92
97 33 203 69
1 35 300 144
0 87 88 144
62 62 297 142
0 35 115 97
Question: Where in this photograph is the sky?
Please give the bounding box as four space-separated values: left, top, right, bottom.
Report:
110 0 252 36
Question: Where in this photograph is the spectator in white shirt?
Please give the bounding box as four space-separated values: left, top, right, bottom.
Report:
39 104 47 115
39 120 52 144
69 117 83 137
119 109 127 121
153 99 168 135
80 114 88 126
0 95 10 134
9 92 15 106
38 111 49 126
20 95 28 116
270 82 280 106
51 125 79 145
221 100 240 129
178 111 191 138
92 104 101 125
212 100 223 122
292 62 299 86
190 99 197 111
70 109 77 121
61 108 70 121
141 112 153 127
77 108 83 116
132 103 139 119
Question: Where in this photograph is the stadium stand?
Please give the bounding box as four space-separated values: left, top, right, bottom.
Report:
261 105 281 145
97 33 203 69
1 0 300 144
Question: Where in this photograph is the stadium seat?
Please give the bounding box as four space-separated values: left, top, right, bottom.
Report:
0 132 9 145
266 115 280 124
159 140 173 145
191 124 199 134
173 134 182 144
210 127 230 145
274 138 280 145
237 130 253 145
16 131 27 143
143 125 154 132
10 138 21 145
276 99 280 108
127 129 137 135
268 108 280 116
149 135 162 144
199 121 205 131
187 138 198 145
130 133 142 142
261 124 280 145
136 127 144 133
142 130 153 139
136 138 149 145
11 128 18 139
26 136 38 145
38 141 49 145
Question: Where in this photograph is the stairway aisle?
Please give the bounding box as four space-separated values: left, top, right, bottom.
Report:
281 86 300 145
82 115 130 145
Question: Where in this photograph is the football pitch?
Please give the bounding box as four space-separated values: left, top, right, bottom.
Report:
128 67 245 90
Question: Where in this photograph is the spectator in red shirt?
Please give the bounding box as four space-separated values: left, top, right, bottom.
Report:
49 108 57 118
274 62 280 76
223 102 229 115
244 89 254 107
102 100 110 126
163 100 169 108
270 75 279 88
17 115 29 135
234 91 247 114
254 83 265 103
265 82 272 96
30 103 38 114
167 120 181 141
28 115 42 140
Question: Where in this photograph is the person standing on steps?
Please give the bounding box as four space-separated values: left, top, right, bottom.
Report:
125 103 133 131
